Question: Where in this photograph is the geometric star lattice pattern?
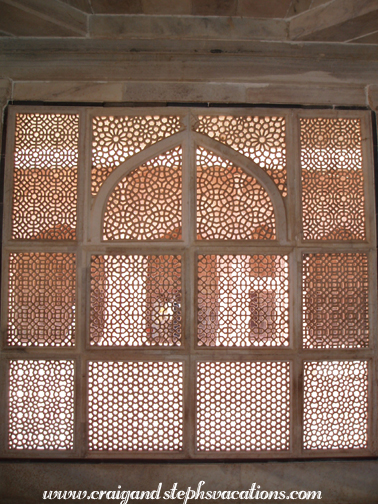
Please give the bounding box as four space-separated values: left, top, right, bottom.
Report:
197 255 289 347
8 360 74 450
302 253 369 349
8 253 76 346
303 360 368 450
196 361 290 451
90 255 182 346
194 115 287 196
197 147 276 240
12 114 78 240
300 118 365 240
91 115 184 195
103 147 182 240
88 361 183 451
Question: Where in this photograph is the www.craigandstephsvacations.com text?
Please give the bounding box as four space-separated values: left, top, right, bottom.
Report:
42 481 322 503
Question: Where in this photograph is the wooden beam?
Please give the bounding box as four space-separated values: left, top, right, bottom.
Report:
289 0 378 40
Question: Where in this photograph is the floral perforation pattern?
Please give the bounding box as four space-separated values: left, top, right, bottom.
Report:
304 361 368 450
194 115 287 196
9 360 75 450
88 361 183 451
300 118 365 240
103 147 182 240
8 253 76 346
90 255 182 346
92 115 184 195
197 147 276 240
12 114 78 240
303 253 369 349
197 255 289 347
197 361 290 451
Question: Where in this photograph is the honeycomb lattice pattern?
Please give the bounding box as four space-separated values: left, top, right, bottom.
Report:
197 255 289 347
103 147 182 240
9 360 74 450
12 114 78 240
88 361 183 451
304 360 368 450
8 253 76 346
303 253 369 349
197 147 276 240
92 115 183 195
197 361 290 451
301 118 365 240
194 116 287 196
90 255 182 346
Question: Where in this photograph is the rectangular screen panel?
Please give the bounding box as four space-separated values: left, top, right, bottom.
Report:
196 361 290 451
9 360 74 450
303 361 368 450
88 361 183 451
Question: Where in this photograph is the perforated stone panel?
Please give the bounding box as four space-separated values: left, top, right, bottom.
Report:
197 255 289 347
92 115 183 195
88 361 183 451
194 115 287 196
302 253 369 349
197 361 290 451
197 147 276 240
300 118 365 240
304 360 368 450
90 255 182 346
8 360 74 450
12 113 78 240
8 253 76 346
103 147 182 240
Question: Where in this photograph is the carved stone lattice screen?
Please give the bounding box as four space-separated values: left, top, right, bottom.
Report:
197 361 290 451
12 113 78 240
1 106 376 459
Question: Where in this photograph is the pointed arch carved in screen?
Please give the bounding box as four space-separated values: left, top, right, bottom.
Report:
90 131 287 243
193 132 287 242
90 132 186 242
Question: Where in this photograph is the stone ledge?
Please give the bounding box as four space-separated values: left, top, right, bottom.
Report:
0 460 377 504
89 15 289 41
10 80 370 108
